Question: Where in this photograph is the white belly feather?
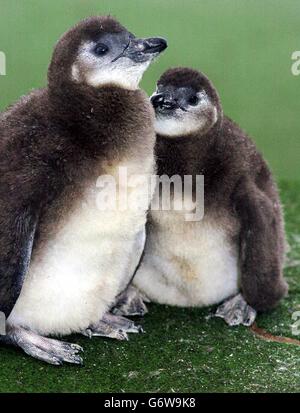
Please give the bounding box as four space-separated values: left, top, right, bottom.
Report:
134 209 239 307
8 161 154 336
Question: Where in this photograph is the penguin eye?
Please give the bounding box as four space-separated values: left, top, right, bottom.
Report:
93 43 109 56
188 95 199 106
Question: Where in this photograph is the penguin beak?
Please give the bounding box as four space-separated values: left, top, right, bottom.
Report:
151 93 176 109
112 37 168 63
151 92 184 112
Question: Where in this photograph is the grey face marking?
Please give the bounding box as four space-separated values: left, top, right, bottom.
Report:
150 85 217 137
72 32 167 90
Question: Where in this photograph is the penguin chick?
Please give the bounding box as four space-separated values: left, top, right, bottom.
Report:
131 67 288 326
0 16 167 365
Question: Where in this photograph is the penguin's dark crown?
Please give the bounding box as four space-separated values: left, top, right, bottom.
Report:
158 67 211 91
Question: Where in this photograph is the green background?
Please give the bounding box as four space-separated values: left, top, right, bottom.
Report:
0 0 300 393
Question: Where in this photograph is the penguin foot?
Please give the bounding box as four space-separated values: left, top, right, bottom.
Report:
215 293 257 326
82 312 143 341
112 285 150 317
1 326 83 366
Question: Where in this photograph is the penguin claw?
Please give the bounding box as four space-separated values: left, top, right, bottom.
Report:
2 326 84 366
88 328 129 341
70 343 84 352
82 312 143 341
215 293 257 327
112 285 149 317
81 328 93 339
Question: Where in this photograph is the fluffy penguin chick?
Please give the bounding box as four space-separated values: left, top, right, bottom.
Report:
132 67 288 326
0 16 167 365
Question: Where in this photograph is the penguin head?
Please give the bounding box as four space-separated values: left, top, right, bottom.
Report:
150 68 222 138
48 16 167 91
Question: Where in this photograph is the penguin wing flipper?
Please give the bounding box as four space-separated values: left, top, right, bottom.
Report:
233 177 288 312
0 206 39 318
